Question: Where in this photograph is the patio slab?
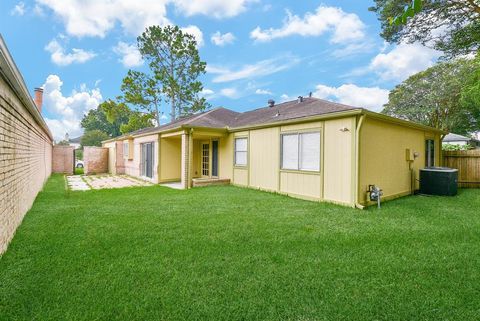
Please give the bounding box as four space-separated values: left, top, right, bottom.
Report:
67 175 152 191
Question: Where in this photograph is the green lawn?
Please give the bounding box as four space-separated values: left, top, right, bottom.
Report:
1 175 480 321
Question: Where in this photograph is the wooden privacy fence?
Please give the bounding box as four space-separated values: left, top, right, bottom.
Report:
443 149 480 188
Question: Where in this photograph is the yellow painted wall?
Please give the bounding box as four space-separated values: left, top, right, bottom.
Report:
218 135 233 180
323 117 355 206
104 141 116 174
159 136 181 182
192 140 201 178
358 117 441 205
233 168 249 186
280 171 321 200
248 127 280 191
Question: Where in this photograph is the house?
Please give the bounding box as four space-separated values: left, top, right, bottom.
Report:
442 133 480 149
102 97 444 208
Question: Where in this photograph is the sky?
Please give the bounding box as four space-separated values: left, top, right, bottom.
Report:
0 0 440 141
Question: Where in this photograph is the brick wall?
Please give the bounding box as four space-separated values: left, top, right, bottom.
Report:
0 75 52 255
52 145 74 174
115 141 125 174
84 146 108 175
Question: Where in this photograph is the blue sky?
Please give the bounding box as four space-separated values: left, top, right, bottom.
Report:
1 0 439 140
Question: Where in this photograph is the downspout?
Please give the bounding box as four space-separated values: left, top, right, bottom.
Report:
354 114 366 209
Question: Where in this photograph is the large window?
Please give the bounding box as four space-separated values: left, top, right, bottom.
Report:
235 137 248 166
425 139 435 167
281 132 320 171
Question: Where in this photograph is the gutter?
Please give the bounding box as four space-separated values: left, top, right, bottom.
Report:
354 114 366 209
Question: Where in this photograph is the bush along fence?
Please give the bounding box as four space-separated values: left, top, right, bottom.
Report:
443 149 480 188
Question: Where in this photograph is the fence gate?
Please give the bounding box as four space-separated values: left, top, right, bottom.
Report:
443 150 480 188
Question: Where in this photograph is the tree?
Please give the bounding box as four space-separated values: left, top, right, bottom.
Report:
370 0 480 58
81 130 110 147
81 100 154 138
136 25 208 120
81 106 122 137
382 58 480 134
120 112 155 134
121 70 163 126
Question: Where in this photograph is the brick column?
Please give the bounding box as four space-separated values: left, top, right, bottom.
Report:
181 133 190 189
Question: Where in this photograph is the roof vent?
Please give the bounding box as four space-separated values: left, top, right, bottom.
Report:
297 96 303 103
268 99 275 107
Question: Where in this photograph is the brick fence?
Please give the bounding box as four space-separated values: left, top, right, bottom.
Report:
52 145 74 174
0 36 53 254
84 146 108 175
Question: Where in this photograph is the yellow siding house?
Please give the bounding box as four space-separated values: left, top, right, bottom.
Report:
103 97 444 208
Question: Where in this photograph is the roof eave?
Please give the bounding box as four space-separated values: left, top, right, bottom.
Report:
362 110 448 134
228 109 363 132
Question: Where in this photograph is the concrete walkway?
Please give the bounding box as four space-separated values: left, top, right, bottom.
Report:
66 175 152 191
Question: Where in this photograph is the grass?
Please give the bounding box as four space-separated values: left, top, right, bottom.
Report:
74 167 84 175
1 175 480 321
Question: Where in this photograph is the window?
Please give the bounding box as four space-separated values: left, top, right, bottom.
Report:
425 139 435 167
123 141 129 159
281 132 320 171
235 137 248 166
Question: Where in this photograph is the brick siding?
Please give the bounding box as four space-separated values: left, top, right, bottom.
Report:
52 145 74 174
0 76 52 255
84 146 108 175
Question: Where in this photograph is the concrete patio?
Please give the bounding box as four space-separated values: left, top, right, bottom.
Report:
66 175 152 191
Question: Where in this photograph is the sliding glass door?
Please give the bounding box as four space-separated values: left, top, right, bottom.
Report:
141 142 154 178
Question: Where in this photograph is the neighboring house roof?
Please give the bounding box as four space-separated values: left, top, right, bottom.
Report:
103 97 445 143
443 133 479 143
69 136 82 144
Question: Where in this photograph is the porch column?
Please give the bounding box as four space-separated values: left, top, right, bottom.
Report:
181 132 192 189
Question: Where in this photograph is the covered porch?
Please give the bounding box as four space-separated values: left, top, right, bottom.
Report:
158 128 231 189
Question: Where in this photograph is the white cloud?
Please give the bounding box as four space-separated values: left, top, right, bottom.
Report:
36 0 171 38
250 6 365 43
43 75 102 140
45 39 96 66
200 88 215 99
208 56 299 83
174 0 254 18
35 0 251 38
211 31 235 46
369 43 439 81
220 88 239 99
313 84 389 111
255 88 273 95
113 42 143 67
366 43 439 82
181 25 204 47
10 2 26 16
279 93 292 102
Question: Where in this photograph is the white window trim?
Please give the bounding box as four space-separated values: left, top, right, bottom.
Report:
234 137 248 167
123 141 129 159
281 131 321 172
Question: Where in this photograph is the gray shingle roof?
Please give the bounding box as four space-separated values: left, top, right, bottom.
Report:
231 97 359 128
443 133 479 142
115 97 361 139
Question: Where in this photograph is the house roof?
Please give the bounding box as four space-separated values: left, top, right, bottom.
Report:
443 133 479 143
232 97 359 128
103 97 445 143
